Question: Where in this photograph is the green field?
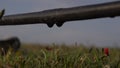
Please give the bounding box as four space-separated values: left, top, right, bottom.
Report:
0 43 120 68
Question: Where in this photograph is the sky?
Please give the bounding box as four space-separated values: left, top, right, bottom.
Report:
0 0 120 47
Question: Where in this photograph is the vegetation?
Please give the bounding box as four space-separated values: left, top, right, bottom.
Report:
0 43 120 68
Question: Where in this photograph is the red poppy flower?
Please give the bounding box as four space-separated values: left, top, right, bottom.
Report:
103 48 109 56
45 46 52 51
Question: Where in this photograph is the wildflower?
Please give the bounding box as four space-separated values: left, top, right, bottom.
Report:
45 46 52 51
102 48 109 56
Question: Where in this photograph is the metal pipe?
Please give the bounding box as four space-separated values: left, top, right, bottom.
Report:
0 1 120 27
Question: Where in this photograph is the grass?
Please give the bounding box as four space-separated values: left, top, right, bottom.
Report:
0 43 120 68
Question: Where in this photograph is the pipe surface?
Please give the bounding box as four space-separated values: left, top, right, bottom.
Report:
0 1 120 27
